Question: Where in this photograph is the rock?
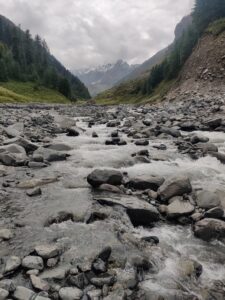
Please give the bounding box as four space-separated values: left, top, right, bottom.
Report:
190 135 209 144
198 143 218 153
126 176 164 191
67 273 87 289
98 184 121 194
166 197 195 219
135 140 149 146
47 257 59 268
0 229 13 240
90 273 115 287
92 247 112 274
178 259 203 278
87 169 123 188
158 126 181 138
0 288 9 300
33 148 69 162
17 177 59 189
40 266 69 281
0 280 16 293
0 152 18 166
96 194 159 226
59 287 83 300
13 286 35 300
205 118 222 129
210 152 225 164
143 119 151 126
196 191 221 209
194 218 225 241
205 207 224 219
30 275 49 291
66 128 80 136
3 123 23 138
106 120 120 127
141 236 159 245
158 176 192 202
4 256 21 274
26 187 42 197
92 132 98 138
35 244 60 259
44 211 74 226
28 161 48 169
4 137 38 153
22 256 44 270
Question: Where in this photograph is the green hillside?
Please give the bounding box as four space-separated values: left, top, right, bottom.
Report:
0 81 70 103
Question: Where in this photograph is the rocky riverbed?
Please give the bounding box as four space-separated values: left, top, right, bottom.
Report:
0 96 225 300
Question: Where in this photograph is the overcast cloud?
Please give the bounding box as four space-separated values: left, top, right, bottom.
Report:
0 0 194 69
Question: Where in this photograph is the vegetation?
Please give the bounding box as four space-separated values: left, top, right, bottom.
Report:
141 0 225 96
0 81 70 103
0 15 90 101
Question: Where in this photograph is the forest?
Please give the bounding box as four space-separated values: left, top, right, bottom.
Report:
0 15 90 100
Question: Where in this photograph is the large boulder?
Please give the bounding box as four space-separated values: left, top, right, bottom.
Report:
196 191 221 209
95 194 159 226
158 176 192 202
194 218 225 241
126 176 165 191
87 169 123 188
166 197 195 219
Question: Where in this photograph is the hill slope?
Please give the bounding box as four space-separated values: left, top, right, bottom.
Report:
168 18 225 100
0 15 90 101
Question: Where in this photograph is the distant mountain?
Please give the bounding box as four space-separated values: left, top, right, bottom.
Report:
0 15 90 100
74 60 139 96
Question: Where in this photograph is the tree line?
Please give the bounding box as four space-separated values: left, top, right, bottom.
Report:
142 0 225 95
0 15 90 100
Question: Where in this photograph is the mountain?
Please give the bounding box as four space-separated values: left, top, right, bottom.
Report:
74 60 138 96
95 15 193 104
0 15 90 101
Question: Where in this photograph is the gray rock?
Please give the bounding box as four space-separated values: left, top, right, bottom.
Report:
87 169 123 188
135 140 149 146
59 287 83 300
40 266 69 281
194 218 225 241
35 244 60 259
47 143 73 151
0 288 9 300
28 161 48 169
13 286 35 300
4 256 21 274
205 207 224 219
158 176 192 202
22 256 44 270
166 197 195 219
95 194 159 226
30 274 49 291
4 137 38 153
26 188 42 197
0 280 15 293
210 152 225 164
126 176 164 191
0 229 13 240
196 191 221 209
190 135 209 144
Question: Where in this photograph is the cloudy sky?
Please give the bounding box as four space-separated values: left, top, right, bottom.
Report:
0 0 194 70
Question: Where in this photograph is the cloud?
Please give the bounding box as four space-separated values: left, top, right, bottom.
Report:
0 0 194 69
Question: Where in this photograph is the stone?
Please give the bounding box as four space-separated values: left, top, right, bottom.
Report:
13 286 35 300
0 229 13 240
210 152 225 164
196 191 221 209
98 184 121 194
135 140 149 146
26 187 42 197
205 118 222 128
59 287 83 300
30 275 49 291
66 128 80 137
90 273 115 287
47 258 59 268
35 244 60 259
158 176 192 202
4 256 21 274
126 176 164 191
87 169 123 188
40 266 69 281
44 211 74 226
17 177 59 189
95 194 159 226
0 280 16 293
166 197 195 219
47 143 73 151
194 218 225 241
0 288 9 300
141 236 159 245
22 256 44 270
4 137 38 153
205 207 224 219
190 135 209 144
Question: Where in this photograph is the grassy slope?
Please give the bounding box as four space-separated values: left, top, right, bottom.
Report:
0 81 70 104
